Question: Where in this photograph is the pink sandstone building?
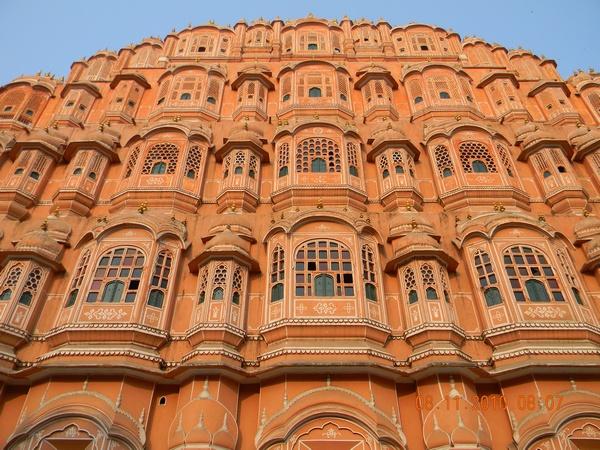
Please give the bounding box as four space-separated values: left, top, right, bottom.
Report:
0 15 600 450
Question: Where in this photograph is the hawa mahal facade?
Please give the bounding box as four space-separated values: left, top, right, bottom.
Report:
0 15 600 450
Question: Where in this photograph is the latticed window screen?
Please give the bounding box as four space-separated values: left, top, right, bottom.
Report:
278 143 290 176
206 79 221 107
592 152 600 173
409 80 424 105
87 247 145 303
459 141 497 173
197 266 208 304
125 146 140 178
555 248 585 305
185 146 203 179
378 154 389 174
211 264 228 300
0 264 23 301
474 250 502 306
296 137 341 173
588 92 600 114
231 266 243 304
503 245 564 302
142 143 179 175
0 88 26 117
19 267 43 306
496 144 515 177
148 250 172 308
410 33 436 52
361 244 378 301
433 144 454 177
20 93 44 122
332 33 342 51
404 267 418 304
65 250 91 307
346 142 359 176
337 73 349 101
295 240 355 297
420 263 439 299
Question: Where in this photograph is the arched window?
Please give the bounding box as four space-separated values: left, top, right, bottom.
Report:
234 166 243 174
474 250 502 307
0 264 23 302
307 43 318 50
148 289 165 308
17 267 43 306
314 274 334 296
503 245 564 302
211 264 227 301
459 141 497 173
180 93 191 100
362 245 378 301
295 240 354 297
147 250 172 308
282 93 290 102
296 137 341 173
404 267 418 304
308 87 322 98
311 157 326 172
278 143 289 178
439 91 451 99
525 279 550 302
231 266 243 305
73 167 82 175
151 162 167 174
434 144 454 177
212 287 224 300
102 281 124 302
497 143 515 177
87 247 145 303
142 143 179 175
471 160 488 173
185 145 203 180
382 169 390 178
206 96 216 104
197 266 208 304
270 245 285 302
421 264 438 300
414 96 423 104
347 142 359 177
30 171 39 180
124 146 140 178
65 249 91 308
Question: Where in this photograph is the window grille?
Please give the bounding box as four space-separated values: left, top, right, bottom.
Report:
433 144 454 177
296 137 341 173
142 143 179 175
459 141 497 173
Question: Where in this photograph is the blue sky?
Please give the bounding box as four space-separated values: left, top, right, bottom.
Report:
0 0 598 85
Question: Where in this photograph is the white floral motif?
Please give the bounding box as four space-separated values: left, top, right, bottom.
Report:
65 425 78 438
583 424 600 438
314 302 336 314
323 427 339 439
84 308 127 321
523 306 567 319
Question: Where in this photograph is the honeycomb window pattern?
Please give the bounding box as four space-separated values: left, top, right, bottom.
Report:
404 267 418 304
433 144 454 177
496 143 515 177
19 267 43 306
142 143 179 175
459 141 497 173
295 240 355 297
124 147 140 178
184 146 203 179
0 264 23 301
278 143 290 176
361 244 378 301
296 137 341 173
420 263 439 300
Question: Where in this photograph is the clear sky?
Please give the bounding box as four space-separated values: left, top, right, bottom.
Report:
0 0 598 85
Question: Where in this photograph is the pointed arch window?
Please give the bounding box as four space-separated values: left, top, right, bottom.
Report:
503 245 564 303
404 267 418 304
362 245 378 301
65 250 91 308
270 245 285 302
433 144 454 177
211 264 227 301
231 266 243 305
0 264 23 302
147 250 172 308
308 87 322 98
474 249 503 306
295 240 354 297
87 247 145 303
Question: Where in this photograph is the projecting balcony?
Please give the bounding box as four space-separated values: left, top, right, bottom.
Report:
277 99 354 120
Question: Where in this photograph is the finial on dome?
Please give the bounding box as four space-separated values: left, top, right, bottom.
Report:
40 220 48 231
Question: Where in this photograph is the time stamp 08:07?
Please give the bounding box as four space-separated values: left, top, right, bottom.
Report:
415 394 564 411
